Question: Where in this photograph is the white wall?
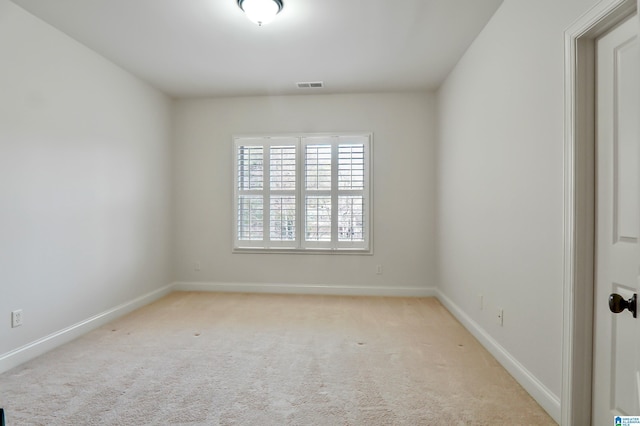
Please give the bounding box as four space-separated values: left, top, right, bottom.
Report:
436 0 599 418
0 0 173 365
173 93 436 293
3 0 610 418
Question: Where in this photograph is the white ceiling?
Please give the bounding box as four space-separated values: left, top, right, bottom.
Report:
10 0 503 98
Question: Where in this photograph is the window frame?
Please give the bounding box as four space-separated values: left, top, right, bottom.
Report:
232 132 373 254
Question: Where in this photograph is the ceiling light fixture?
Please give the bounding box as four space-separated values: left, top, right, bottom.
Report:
237 0 283 26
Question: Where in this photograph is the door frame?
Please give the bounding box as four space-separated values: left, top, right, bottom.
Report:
562 0 639 424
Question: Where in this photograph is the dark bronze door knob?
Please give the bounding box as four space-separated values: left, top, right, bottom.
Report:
609 293 637 318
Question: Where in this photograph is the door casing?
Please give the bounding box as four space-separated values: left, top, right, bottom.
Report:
563 0 639 424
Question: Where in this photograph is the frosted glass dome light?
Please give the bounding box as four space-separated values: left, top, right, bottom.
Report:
237 0 283 26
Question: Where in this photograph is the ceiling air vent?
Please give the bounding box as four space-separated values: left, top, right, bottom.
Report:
296 81 324 89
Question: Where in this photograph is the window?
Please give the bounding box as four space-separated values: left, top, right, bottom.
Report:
233 133 371 253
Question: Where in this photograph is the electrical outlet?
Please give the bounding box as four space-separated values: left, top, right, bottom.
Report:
11 310 23 328
376 265 383 275
497 308 504 326
478 294 484 311
193 261 201 272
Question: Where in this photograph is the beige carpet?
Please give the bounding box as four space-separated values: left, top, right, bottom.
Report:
0 292 555 425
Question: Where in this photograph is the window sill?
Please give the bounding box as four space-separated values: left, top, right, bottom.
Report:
232 247 373 255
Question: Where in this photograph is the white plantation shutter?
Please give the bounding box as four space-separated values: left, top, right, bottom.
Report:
337 137 366 244
234 137 298 249
268 144 297 243
302 137 333 248
234 133 371 252
236 144 264 242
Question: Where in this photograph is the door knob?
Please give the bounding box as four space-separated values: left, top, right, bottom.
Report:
609 293 637 318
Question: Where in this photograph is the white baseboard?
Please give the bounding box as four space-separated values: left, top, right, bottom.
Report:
173 281 437 297
0 284 174 375
435 289 560 423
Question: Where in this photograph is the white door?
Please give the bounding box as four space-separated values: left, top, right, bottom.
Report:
593 13 640 426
